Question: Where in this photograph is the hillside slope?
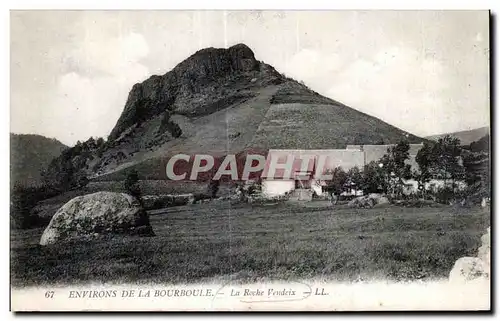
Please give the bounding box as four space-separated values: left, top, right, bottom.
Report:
10 134 68 186
46 43 425 181
426 126 490 146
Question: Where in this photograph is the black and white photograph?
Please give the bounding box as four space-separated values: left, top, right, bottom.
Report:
9 9 491 311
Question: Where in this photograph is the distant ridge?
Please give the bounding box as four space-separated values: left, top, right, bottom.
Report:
426 126 490 145
10 133 68 186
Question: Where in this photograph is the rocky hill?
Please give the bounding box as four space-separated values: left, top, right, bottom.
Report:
46 43 425 182
10 134 68 186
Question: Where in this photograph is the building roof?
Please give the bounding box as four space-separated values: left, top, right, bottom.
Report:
262 149 365 179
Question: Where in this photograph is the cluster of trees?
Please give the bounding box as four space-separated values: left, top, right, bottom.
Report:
414 136 464 189
324 135 490 203
326 161 387 196
42 136 107 191
325 140 415 196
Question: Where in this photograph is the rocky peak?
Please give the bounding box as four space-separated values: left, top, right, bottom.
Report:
108 44 276 141
179 43 259 76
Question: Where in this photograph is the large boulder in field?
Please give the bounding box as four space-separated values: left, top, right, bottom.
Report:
39 192 154 246
449 226 491 284
449 257 489 284
477 227 491 276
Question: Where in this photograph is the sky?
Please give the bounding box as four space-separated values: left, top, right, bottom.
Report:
10 10 490 146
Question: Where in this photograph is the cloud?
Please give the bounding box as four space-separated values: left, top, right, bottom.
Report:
46 32 151 145
63 32 149 76
324 46 450 136
284 49 343 85
280 46 453 136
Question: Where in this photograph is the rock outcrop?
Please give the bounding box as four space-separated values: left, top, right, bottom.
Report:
40 192 154 246
108 43 282 141
449 227 490 283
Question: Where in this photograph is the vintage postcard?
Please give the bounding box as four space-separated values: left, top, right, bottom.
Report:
10 10 491 311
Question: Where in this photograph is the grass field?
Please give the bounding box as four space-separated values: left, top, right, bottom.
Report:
10 202 490 287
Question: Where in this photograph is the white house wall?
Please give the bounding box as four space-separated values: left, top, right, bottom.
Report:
262 180 295 197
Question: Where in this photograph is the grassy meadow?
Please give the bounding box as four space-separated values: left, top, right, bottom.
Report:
11 201 490 287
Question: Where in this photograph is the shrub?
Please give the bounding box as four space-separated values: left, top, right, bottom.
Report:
433 186 458 205
124 170 142 203
207 180 220 198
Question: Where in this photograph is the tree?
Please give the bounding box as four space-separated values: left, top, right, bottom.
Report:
42 155 78 191
124 169 142 202
86 136 97 150
325 167 348 195
347 166 363 194
379 140 411 196
73 140 83 154
96 137 105 147
415 141 435 191
431 135 464 189
361 161 386 194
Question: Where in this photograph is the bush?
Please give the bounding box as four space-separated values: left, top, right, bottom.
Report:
124 170 141 200
207 180 220 198
433 186 463 205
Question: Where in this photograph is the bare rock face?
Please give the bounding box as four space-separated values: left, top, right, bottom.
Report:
449 227 490 283
40 192 154 246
